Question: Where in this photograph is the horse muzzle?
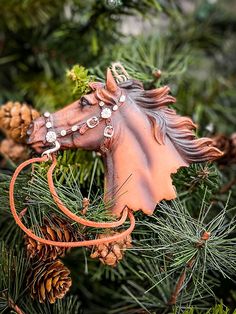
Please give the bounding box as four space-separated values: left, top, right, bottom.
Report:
26 117 50 153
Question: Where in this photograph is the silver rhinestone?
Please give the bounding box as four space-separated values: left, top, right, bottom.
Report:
44 112 50 118
113 105 118 111
60 130 67 136
101 108 112 119
99 101 105 107
71 125 78 132
119 95 126 102
46 122 52 128
46 131 57 143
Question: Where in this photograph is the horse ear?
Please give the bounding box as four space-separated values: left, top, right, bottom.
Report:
89 82 104 90
106 68 118 93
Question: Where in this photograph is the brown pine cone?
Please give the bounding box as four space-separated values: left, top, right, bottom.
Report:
211 134 230 156
29 259 72 303
0 138 29 162
211 133 236 165
211 134 231 165
25 216 77 262
0 101 40 143
230 133 236 164
90 231 132 267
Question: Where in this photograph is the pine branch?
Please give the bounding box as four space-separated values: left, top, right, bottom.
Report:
0 242 29 313
101 196 236 312
173 163 221 211
8 297 25 314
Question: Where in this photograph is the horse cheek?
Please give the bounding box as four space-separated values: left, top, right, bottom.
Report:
72 131 104 150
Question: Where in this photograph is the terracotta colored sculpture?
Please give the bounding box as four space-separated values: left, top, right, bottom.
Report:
9 63 222 247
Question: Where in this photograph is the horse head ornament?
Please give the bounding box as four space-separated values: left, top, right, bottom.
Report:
9 63 223 248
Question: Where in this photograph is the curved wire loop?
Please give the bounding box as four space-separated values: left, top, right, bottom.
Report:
47 154 128 228
9 155 135 247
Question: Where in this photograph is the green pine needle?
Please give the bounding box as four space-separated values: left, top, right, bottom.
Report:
67 65 94 98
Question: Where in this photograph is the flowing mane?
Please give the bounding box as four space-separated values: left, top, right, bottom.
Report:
87 77 222 216
95 79 220 164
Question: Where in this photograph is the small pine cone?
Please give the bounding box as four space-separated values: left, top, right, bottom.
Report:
211 134 231 165
0 101 40 143
0 138 29 162
90 231 132 267
230 133 236 164
25 216 77 262
29 259 72 304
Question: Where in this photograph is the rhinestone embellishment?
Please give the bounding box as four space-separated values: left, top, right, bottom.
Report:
60 130 67 136
113 105 118 111
46 131 57 143
99 101 105 107
119 95 126 102
46 121 52 128
101 108 112 119
71 125 78 132
44 112 50 118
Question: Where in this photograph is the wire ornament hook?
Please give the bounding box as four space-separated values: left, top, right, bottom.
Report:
111 62 130 84
42 140 61 159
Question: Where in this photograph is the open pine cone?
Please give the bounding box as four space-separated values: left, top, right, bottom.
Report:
211 133 236 165
230 133 236 164
90 231 132 267
25 216 77 262
0 138 29 162
0 101 40 143
29 259 72 304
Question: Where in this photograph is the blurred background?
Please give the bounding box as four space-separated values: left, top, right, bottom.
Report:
1 1 236 313
0 0 235 129
0 0 236 130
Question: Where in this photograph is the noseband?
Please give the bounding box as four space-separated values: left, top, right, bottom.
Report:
42 92 127 157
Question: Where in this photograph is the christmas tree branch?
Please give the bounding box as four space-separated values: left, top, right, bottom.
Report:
8 296 25 314
168 257 196 306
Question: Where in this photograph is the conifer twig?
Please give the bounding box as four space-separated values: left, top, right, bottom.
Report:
19 208 28 219
168 257 195 305
168 231 210 305
8 297 25 314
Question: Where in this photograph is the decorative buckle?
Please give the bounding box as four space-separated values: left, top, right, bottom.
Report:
104 125 114 138
86 117 99 128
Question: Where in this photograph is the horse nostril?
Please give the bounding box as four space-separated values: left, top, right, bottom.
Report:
26 123 35 143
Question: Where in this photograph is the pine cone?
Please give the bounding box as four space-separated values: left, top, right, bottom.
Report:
211 134 231 165
29 259 72 303
90 231 132 267
0 101 40 143
0 138 29 162
230 133 236 164
211 133 236 165
25 216 77 262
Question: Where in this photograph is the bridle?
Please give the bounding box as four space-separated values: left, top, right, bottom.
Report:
9 87 135 248
42 91 127 157
41 61 130 157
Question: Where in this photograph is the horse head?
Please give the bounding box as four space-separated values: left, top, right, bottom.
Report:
27 64 222 216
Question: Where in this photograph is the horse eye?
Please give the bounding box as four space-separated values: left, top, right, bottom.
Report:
80 97 91 108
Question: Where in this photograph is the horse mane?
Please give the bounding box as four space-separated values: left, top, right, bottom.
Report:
95 79 222 163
